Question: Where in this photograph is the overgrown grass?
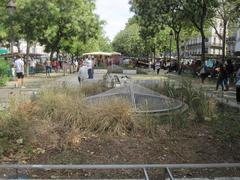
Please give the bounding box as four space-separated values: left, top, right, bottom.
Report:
147 79 240 144
180 80 213 122
0 83 155 155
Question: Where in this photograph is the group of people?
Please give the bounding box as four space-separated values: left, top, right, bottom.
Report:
148 58 240 104
149 60 180 75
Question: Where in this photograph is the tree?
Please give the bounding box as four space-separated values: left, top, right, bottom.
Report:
130 0 162 60
31 0 100 60
112 23 145 58
180 0 218 62
210 0 240 63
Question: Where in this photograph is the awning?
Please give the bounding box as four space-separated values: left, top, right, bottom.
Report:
0 49 8 55
83 52 121 56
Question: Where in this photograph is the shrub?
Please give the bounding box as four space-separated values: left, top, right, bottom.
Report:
181 80 212 122
0 60 10 86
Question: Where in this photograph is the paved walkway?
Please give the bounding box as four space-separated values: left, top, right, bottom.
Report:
130 71 240 109
0 72 106 110
0 73 68 110
1 70 239 110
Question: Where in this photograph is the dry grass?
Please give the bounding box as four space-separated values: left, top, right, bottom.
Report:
0 83 141 151
86 97 137 136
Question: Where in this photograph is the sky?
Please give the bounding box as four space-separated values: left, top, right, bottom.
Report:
95 0 134 41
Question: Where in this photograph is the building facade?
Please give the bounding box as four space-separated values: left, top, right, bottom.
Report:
14 40 46 54
181 19 224 58
235 28 240 55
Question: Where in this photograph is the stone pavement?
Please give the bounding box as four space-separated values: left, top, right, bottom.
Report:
0 72 106 110
0 73 68 110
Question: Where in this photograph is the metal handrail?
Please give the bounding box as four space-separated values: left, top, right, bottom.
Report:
1 163 240 170
0 163 240 180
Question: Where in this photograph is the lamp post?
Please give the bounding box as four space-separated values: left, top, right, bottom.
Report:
169 30 173 61
7 0 16 55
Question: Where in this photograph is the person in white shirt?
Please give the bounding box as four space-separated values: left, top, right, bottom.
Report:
86 56 93 79
155 60 161 75
14 55 25 88
78 61 88 86
30 59 36 74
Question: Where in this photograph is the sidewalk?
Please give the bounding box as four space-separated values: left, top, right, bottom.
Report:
0 73 66 110
0 72 106 110
131 70 240 109
167 72 240 109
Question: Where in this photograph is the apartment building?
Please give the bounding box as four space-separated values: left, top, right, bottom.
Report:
15 40 46 54
235 28 240 55
181 19 224 58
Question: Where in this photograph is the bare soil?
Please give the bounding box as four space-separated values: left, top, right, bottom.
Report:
1 123 239 179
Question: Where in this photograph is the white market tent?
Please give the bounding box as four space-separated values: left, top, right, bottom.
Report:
82 52 121 56
82 52 122 66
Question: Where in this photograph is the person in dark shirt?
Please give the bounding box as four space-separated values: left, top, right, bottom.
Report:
226 60 234 87
216 64 227 91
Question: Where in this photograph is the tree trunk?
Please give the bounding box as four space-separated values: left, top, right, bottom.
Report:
200 30 206 63
222 21 227 63
25 40 31 77
17 41 21 53
50 50 54 61
175 32 180 64
153 44 156 65
56 50 60 61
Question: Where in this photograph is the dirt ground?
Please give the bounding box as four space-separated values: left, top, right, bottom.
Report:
1 123 238 179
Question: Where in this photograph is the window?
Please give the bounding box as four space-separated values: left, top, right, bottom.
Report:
205 48 208 53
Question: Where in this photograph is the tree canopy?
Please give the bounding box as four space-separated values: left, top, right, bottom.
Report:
0 0 110 59
112 21 145 58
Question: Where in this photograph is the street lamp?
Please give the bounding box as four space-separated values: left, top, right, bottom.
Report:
169 30 173 61
7 0 16 55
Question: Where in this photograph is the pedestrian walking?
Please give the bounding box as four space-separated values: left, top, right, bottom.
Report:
226 59 234 87
14 55 25 88
86 56 93 79
78 62 88 86
216 64 227 91
155 60 161 75
29 59 36 75
45 59 51 78
235 65 240 104
199 64 208 84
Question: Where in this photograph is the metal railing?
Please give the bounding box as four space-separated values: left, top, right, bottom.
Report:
0 163 240 179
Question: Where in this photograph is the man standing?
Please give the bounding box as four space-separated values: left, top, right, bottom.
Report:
14 55 25 88
29 59 36 75
155 60 161 75
86 56 93 79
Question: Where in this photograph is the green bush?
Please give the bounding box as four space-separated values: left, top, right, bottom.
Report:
0 60 10 86
181 80 211 122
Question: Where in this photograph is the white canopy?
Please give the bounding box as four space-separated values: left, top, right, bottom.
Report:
82 52 121 56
